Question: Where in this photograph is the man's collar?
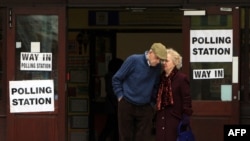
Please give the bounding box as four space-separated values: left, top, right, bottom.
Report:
145 51 150 66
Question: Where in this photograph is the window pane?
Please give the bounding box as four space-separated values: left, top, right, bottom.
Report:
15 15 58 97
191 15 232 29
190 15 233 100
191 63 232 100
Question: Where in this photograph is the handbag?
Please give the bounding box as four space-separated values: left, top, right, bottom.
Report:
176 121 196 141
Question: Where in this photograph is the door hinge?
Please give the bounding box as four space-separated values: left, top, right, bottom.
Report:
9 8 12 28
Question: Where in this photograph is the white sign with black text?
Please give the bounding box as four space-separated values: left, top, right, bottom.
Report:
9 80 54 113
190 29 233 62
20 52 52 71
193 68 224 79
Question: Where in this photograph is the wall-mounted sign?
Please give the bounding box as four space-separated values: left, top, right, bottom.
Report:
20 52 52 71
190 29 233 62
193 68 224 79
9 80 54 113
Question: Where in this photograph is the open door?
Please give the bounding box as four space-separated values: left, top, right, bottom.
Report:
6 7 66 141
182 6 240 141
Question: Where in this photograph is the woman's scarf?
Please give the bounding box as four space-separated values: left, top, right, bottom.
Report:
156 67 178 110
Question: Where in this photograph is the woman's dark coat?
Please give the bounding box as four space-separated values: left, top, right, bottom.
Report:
155 71 193 141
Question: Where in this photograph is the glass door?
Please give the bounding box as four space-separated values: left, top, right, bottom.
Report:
182 6 240 141
6 7 66 141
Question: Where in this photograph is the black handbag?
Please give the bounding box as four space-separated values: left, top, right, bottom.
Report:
176 121 196 141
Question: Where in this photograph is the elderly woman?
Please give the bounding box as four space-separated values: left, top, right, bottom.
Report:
155 48 193 141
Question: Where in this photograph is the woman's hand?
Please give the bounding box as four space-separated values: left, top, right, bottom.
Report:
182 114 190 125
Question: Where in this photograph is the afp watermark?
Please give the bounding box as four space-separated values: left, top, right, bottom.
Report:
224 125 250 141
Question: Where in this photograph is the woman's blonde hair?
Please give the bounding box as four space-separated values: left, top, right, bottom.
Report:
167 48 182 70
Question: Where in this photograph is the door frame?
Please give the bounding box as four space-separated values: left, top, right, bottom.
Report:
6 6 66 141
182 6 240 141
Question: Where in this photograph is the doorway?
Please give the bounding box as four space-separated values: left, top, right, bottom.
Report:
1 6 246 141
5 7 66 141
182 6 240 141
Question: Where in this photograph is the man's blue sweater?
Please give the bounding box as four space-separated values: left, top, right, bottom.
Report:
112 52 161 105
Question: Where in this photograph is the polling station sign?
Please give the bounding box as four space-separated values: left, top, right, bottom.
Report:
190 29 233 62
9 80 54 113
20 52 52 71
